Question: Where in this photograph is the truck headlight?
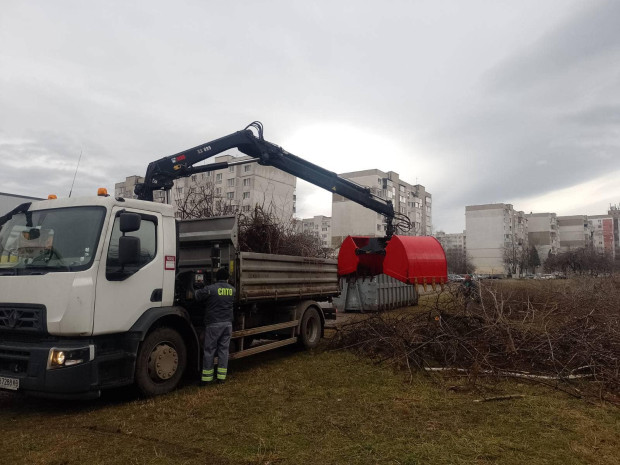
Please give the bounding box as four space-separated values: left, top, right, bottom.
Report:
47 346 95 369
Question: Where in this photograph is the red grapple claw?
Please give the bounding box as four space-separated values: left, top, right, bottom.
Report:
338 235 447 285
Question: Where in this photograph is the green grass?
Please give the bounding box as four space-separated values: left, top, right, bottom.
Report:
1 346 619 464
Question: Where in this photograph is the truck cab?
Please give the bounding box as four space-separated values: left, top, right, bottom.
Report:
0 195 180 398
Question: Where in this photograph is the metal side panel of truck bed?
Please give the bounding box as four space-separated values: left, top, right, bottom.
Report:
237 251 339 303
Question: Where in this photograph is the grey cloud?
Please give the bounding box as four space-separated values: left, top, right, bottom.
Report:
487 0 620 93
1 1 617 233
562 104 620 127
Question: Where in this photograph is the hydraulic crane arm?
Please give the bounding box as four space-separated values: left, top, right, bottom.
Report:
135 122 396 237
135 121 447 284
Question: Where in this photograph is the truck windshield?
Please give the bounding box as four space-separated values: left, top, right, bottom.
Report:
0 206 106 273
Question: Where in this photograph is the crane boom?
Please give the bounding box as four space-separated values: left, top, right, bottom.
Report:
135 122 396 238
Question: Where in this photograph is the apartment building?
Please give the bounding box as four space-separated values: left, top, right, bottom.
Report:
588 215 615 258
525 212 559 265
115 156 296 221
331 169 432 247
608 204 620 258
557 215 590 252
465 203 528 276
299 215 332 248
435 230 466 254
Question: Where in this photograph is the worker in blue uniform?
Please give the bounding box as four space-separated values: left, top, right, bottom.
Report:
195 267 235 385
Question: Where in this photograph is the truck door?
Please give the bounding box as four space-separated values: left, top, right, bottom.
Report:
94 209 164 334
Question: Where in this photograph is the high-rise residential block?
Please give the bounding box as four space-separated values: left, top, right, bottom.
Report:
557 215 590 252
525 212 559 265
588 215 615 258
330 169 432 247
608 204 620 259
115 155 296 221
435 230 466 254
300 215 332 247
465 203 528 276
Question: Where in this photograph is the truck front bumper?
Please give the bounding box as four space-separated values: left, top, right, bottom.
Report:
0 335 139 400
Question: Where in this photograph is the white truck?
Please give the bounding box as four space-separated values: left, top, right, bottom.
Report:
0 197 339 398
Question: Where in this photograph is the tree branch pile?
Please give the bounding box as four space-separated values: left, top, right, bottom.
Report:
238 206 332 258
330 277 620 403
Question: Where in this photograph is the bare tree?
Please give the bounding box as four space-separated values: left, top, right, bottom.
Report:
238 205 329 257
173 181 328 258
503 237 529 277
174 182 237 219
544 248 614 276
445 248 474 274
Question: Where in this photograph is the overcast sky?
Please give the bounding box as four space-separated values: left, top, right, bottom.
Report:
1 0 618 232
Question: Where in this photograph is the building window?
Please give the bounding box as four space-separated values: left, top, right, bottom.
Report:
227 178 235 187
216 173 222 183
216 187 222 195
229 166 235 173
243 178 251 187
244 165 252 172
226 192 234 200
243 192 250 199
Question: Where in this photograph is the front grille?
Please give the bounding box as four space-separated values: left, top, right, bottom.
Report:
0 304 46 333
0 331 55 343
0 347 30 375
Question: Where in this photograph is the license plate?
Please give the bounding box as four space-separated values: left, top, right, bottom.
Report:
0 376 19 391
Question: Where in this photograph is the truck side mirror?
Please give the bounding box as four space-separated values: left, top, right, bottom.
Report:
119 236 141 266
120 213 141 233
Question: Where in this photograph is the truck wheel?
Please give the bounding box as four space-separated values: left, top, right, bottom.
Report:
135 327 187 397
299 307 322 349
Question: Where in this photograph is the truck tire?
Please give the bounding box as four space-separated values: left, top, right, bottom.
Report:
298 307 322 349
135 327 187 397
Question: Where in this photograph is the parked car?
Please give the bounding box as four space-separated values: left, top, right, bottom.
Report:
449 274 465 282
